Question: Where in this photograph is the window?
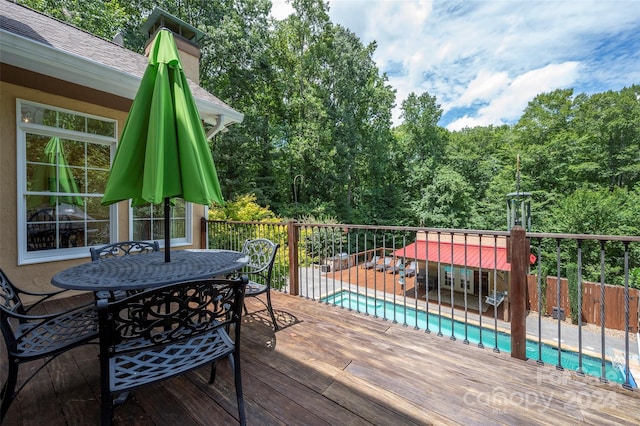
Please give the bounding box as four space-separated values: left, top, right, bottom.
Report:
17 100 117 264
443 266 454 289
131 200 192 246
440 266 475 292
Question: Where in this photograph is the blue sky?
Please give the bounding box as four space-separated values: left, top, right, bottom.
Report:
271 0 640 130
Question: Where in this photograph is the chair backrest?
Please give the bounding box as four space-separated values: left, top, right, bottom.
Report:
0 269 26 317
90 240 160 261
240 238 280 286
0 270 28 350
97 276 247 389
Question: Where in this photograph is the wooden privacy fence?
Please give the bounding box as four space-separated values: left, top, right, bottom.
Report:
527 275 639 332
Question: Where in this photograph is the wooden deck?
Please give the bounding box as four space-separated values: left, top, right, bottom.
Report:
3 292 640 425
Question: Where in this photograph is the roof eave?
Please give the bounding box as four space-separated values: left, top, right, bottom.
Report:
0 29 244 133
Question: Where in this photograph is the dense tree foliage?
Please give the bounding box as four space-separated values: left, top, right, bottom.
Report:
17 0 640 241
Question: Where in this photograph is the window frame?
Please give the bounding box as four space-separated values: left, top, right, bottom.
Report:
16 99 118 265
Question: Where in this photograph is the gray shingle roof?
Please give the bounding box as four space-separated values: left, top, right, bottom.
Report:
0 0 237 114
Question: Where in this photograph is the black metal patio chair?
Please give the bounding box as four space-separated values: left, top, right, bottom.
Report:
0 269 99 421
90 240 160 261
90 240 160 299
240 238 280 330
97 276 248 425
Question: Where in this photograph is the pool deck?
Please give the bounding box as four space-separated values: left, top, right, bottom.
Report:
3 291 639 425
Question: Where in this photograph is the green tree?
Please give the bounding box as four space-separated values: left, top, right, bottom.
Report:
572 86 640 190
17 0 132 40
414 165 476 228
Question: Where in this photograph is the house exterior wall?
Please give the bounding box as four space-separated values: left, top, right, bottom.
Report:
0 78 204 294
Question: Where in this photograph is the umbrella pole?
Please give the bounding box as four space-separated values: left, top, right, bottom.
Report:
164 197 171 262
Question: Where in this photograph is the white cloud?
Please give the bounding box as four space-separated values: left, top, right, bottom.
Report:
271 0 640 129
454 70 510 107
447 62 581 131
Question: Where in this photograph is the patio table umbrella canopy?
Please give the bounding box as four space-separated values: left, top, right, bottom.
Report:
102 29 224 261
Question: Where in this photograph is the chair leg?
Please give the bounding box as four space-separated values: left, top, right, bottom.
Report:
265 291 279 331
0 361 18 421
232 351 246 426
100 363 113 425
209 360 219 384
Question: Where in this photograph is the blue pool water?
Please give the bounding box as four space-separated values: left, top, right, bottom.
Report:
322 290 626 384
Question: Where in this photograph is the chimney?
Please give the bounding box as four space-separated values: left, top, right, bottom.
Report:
141 8 204 83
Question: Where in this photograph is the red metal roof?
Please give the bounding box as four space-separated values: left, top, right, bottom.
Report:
392 241 535 272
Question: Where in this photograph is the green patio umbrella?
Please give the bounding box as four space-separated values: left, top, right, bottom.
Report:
102 29 224 262
28 137 83 209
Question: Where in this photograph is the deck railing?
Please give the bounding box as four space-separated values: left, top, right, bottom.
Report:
203 218 640 390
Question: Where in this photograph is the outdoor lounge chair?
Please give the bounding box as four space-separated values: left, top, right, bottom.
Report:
404 261 417 277
386 259 405 274
485 291 507 307
362 255 381 269
375 257 393 271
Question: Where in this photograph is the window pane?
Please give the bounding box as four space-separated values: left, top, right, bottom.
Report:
87 197 110 220
132 204 150 219
25 135 49 163
87 221 110 246
172 218 185 238
62 139 85 168
59 112 85 132
86 143 110 168
41 108 57 126
134 219 152 240
87 117 115 137
87 169 108 194
152 219 165 239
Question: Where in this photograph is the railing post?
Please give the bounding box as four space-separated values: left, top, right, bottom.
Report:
200 217 208 249
509 225 529 360
288 220 299 296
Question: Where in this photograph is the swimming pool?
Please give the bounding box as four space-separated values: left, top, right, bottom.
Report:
322 290 626 384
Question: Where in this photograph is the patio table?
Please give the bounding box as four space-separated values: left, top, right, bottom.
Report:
51 249 248 292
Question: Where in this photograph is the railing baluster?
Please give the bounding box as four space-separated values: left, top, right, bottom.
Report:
493 236 499 353
425 230 431 334
599 240 608 383
577 240 584 376
463 233 469 345
437 232 443 337
478 233 484 349
623 241 633 390
555 238 563 370
450 232 456 341
413 233 419 330
536 237 543 365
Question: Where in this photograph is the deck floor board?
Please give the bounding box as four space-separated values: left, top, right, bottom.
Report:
2 292 639 425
